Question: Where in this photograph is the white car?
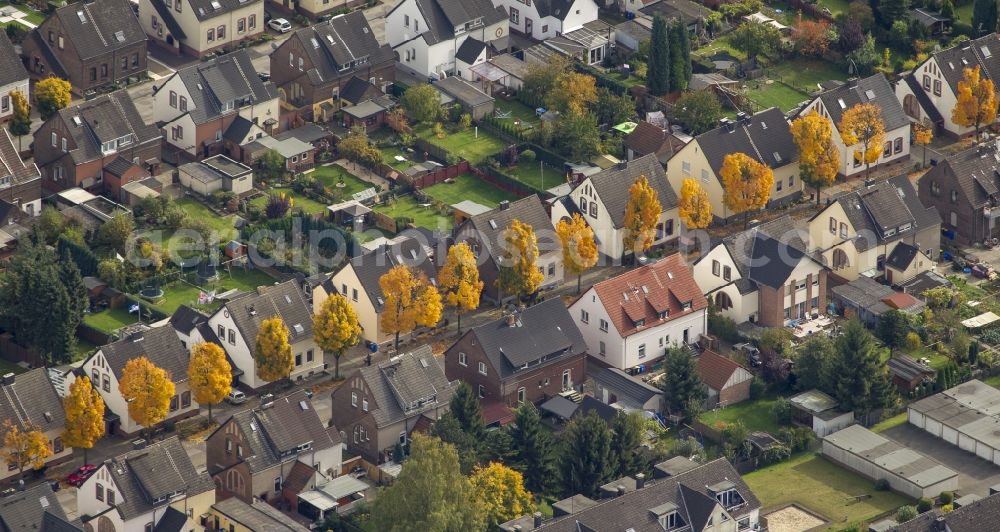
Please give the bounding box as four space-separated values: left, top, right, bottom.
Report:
268 18 292 33
227 390 247 404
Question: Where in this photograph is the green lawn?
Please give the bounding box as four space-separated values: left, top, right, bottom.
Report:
985 374 1000 388
745 453 911 530
0 2 45 25
174 198 239 242
747 81 812 112
374 195 452 231
0 358 25 375
871 412 908 433
380 146 417 171
504 162 566 192
422 174 518 208
692 39 746 61
71 340 97 363
84 307 140 334
494 99 540 127
149 268 275 315
414 126 507 165
749 58 850 112
251 187 330 215
699 396 784 434
310 165 372 197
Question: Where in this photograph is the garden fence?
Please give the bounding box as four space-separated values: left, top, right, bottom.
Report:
0 333 46 368
411 161 472 189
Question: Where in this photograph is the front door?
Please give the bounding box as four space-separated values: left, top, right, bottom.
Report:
562 369 571 390
525 18 533 36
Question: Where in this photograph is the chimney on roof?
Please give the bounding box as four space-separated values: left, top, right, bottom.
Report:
847 77 858 88
513 526 522 532
635 473 646 489
616 485 626 496
736 111 749 124
499 200 510 211
1 373 13 386
533 512 543 528
130 330 144 343
16 480 23 492
934 516 947 531
506 313 516 327
617 160 628 170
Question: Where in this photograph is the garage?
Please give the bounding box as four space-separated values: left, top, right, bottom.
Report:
907 380 1000 465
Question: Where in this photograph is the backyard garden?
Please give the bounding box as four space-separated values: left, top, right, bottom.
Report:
413 124 508 165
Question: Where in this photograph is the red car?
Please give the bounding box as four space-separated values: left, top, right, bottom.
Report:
66 464 97 487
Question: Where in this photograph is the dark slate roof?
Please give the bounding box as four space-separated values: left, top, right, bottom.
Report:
584 153 678 228
188 0 262 21
355 345 455 428
926 34 1000 96
223 116 256 144
797 73 908 132
713 215 812 293
891 491 1000 531
170 50 276 125
0 368 66 435
539 394 578 419
168 304 205 335
924 143 1000 208
575 395 619 424
211 497 310 531
887 355 934 382
152 506 187 532
403 0 506 45
653 456 699 478
534 0 576 20
0 32 28 87
256 389 341 455
109 436 214 521
887 242 920 271
434 76 494 107
94 325 189 383
47 0 146 61
147 0 186 39
39 511 84 532
464 195 558 267
220 279 313 355
55 91 161 166
103 157 137 178
693 107 796 176
0 129 40 186
0 483 72 532
903 73 944 124
591 367 662 408
340 76 378 105
345 235 437 313
536 458 761 531
822 174 941 251
747 231 805 289
625 121 670 158
290 12 396 87
455 37 486 64
467 298 587 379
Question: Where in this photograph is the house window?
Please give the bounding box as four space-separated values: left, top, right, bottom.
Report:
458 352 467 366
638 344 646 358
833 248 850 270
517 387 525 403
237 445 243 457
181 391 191 408
248 14 255 29
923 75 931 90
478 361 487 376
712 260 720 276
811 296 819 308
784 307 791 319
542 24 548 32
175 0 181 12
51 132 56 147
295 353 302 366
404 14 409 27
352 288 358 302
274 477 281 492
715 291 733 310
478 385 486 398
228 329 235 344
894 137 903 154
351 392 357 407
700 168 709 182
60 137 67 151
121 57 127 72
776 180 783 192
599 319 608 332
931 181 941 196
226 438 232 453
580 309 589 323
510 7 519 24
102 374 110 392
589 202 597 218
789 175 794 187
840 222 848 239
58 36 63 50
179 96 187 112
951 190 958 203
828 217 837 234
723 265 731 281
1 95 8 113
218 324 225 339
107 489 115 505
207 28 215 42
548 263 555 276
238 18 245 33
307 350 313 362
132 53 138 67
681 161 691 176
217 25 225 39
169 395 178 411
96 483 104 501
362 399 368 411
933 79 942 96
89 67 97 81
91 369 99 384
54 438 63 453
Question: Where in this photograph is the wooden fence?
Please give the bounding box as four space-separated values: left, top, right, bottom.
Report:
410 161 472 189
0 333 46 368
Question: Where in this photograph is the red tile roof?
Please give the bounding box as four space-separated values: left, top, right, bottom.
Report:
882 292 919 310
591 254 708 338
696 349 745 391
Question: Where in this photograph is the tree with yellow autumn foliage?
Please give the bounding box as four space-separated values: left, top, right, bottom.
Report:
498 219 545 303
1 420 53 475
438 243 483 333
187 342 231 423
119 357 176 431
913 123 934 168
380 265 443 349
546 72 598 115
790 111 840 205
556 213 598 294
953 65 998 143
255 317 294 382
35 77 71 121
622 175 663 255
720 152 775 228
469 462 537 529
838 102 885 179
61 376 105 464
313 292 362 378
678 178 712 229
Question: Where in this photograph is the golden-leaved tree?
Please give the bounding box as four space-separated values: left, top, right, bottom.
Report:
720 152 775 228
61 376 105 464
913 123 934 168
622 175 662 255
790 111 840 204
678 178 712 229
498 219 545 303
255 317 294 382
438 242 483 333
313 292 362 378
469 462 537 529
555 213 598 294
187 342 231 423
2 420 52 475
119 357 175 431
35 77 71 121
380 265 443 349
838 102 885 179
546 72 598 115
953 65 998 143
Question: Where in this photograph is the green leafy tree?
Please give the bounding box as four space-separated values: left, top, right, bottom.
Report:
941 0 956 22
550 110 602 162
561 411 613 498
648 15 670 95
660 346 706 422
847 34 881 76
508 402 557 494
674 90 723 134
831 320 896 421
876 309 912 351
729 20 781 66
449 382 484 439
796 336 835 393
431 411 483 474
400 83 443 123
592 87 636 126
610 411 645 477
877 0 911 27
258 149 286 181
96 212 135 254
669 20 689 91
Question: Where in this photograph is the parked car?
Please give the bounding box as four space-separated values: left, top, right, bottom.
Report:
268 18 292 33
227 390 247 405
259 393 275 407
734 342 762 367
67 464 98 487
304 389 314 399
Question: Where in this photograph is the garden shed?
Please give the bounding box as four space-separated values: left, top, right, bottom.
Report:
433 77 495 120
789 389 855 437
908 380 1000 466
822 424 959 498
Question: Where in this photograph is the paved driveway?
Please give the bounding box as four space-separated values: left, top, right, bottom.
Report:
884 423 1000 497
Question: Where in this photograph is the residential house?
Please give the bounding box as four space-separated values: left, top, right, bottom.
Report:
0 483 81 531
895 34 1000 137
666 108 801 223
330 345 455 464
271 12 396 119
692 216 828 327
207 390 342 507
341 96 397 132
21 0 148 94
696 349 753 408
0 32 29 123
320 235 439 345
386 0 509 80
789 388 854 437
455 195 562 302
0 128 41 218
0 369 72 483
178 154 253 197
443 298 588 413
891 490 1000 531
208 497 310 532
590 366 662 413
432 76 495 120
640 0 711 34
568 253 708 370
885 241 934 285
78 325 198 435
34 91 161 195
523 458 761 531
76 437 215 532
491 0 599 41
169 303 246 382
267 0 365 20
917 143 1000 245
794 74 910 177
550 154 679 260
808 174 941 282
830 276 925 327
207 279 322 390
139 0 264 58
543 20 614 66
624 121 677 165
154 50 279 162
241 129 317 173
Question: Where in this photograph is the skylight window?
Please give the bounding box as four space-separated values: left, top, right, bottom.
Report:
837 98 846 109
489 219 497 229
773 152 782 163
293 323 305 334
77 11 86 23
864 89 876 100
114 31 125 42
983 46 992 58
210 0 221 9
299 400 309 410
760 122 767 130
72 116 82 126
326 35 335 45
310 37 320 49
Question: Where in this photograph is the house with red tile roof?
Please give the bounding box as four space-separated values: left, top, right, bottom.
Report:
696 349 753 408
568 253 708 370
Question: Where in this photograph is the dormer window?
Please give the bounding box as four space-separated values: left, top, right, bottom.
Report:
634 318 645 327
650 503 684 530
221 100 235 113
658 311 668 320
682 301 692 310
716 488 745 509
